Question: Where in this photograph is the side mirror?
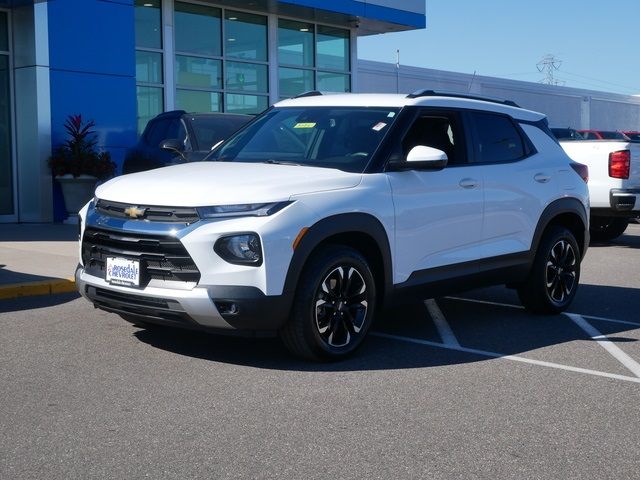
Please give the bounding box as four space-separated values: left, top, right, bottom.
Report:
389 145 448 171
160 138 186 161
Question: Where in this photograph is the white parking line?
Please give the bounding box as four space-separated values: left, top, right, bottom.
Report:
370 332 640 385
566 313 640 379
446 296 640 328
425 299 460 347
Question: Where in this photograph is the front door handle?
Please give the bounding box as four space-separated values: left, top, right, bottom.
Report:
534 173 551 184
459 178 479 189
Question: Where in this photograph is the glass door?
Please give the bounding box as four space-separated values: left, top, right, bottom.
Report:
0 10 14 222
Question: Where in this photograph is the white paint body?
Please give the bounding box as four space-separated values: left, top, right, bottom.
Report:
560 140 640 211
77 93 589 330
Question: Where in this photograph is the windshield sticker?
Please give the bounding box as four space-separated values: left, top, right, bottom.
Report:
387 112 396 118
372 122 387 132
294 122 317 129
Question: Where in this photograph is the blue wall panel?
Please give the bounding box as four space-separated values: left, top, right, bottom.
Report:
279 0 426 28
48 0 137 220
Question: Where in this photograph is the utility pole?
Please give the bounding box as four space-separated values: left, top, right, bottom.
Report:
395 49 400 94
537 54 564 86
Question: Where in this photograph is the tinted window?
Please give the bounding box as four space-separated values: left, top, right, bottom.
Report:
402 113 465 165
599 131 628 140
470 112 525 163
189 115 251 150
144 119 170 147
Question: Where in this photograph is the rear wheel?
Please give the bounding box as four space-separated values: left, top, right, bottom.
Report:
280 246 376 361
590 216 629 242
517 226 581 314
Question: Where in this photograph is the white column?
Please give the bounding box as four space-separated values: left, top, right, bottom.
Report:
267 14 279 105
350 28 358 92
162 0 175 111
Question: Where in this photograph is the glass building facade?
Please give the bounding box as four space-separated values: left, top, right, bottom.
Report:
0 0 425 222
134 0 354 133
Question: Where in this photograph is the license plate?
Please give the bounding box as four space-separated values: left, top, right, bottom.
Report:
106 257 140 287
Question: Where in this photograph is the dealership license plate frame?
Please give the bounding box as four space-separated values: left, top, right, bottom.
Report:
106 257 141 287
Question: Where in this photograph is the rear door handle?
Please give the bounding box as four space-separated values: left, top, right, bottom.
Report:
534 173 551 184
459 178 479 189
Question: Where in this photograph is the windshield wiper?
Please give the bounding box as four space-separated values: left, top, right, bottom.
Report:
261 159 303 166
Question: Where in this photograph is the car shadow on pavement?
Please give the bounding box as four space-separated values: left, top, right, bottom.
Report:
132 283 640 372
589 229 640 250
0 292 80 314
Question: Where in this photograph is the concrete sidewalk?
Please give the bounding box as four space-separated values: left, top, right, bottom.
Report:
0 224 79 300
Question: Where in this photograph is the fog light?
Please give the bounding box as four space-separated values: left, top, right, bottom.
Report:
215 301 239 315
214 233 262 266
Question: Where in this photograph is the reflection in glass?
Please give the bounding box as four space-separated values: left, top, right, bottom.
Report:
136 51 163 84
317 71 350 92
135 0 162 49
136 86 164 134
225 11 267 61
176 89 221 113
175 2 221 56
0 12 7 52
278 20 313 67
176 56 221 88
225 94 268 115
317 26 349 71
225 62 268 93
279 67 313 98
0 55 11 215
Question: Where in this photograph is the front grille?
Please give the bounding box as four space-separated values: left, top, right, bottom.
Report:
82 227 201 286
86 286 192 324
96 199 200 223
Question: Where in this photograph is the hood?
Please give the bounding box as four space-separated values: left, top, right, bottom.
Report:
96 162 362 206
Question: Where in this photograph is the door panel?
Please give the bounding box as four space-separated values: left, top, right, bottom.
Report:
388 167 484 283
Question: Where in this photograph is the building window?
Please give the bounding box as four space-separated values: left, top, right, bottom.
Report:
278 20 350 99
135 0 163 134
174 2 223 113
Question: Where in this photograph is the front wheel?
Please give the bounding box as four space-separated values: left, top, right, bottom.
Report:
517 226 581 314
280 246 377 361
590 216 629 242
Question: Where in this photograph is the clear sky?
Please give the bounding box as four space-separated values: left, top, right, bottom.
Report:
358 0 640 96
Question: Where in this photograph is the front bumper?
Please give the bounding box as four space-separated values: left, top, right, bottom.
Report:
76 266 290 336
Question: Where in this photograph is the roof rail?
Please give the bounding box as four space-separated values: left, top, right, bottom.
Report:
406 89 520 108
294 90 324 98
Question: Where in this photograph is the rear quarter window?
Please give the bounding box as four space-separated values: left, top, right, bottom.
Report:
469 111 526 163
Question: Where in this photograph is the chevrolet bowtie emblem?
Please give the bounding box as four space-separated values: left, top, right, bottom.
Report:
124 206 147 219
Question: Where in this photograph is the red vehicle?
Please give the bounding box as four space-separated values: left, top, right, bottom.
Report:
578 129 631 140
623 131 640 141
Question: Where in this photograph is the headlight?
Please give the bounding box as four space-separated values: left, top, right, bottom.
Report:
214 233 262 266
197 201 292 219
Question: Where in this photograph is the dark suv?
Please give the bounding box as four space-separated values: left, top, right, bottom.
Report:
123 110 251 174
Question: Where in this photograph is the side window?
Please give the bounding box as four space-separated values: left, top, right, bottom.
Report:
401 112 465 165
470 112 525 163
144 119 170 148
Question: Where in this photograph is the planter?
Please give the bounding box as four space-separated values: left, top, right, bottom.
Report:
56 174 98 224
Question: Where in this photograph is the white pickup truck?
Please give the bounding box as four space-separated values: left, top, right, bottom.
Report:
559 139 640 240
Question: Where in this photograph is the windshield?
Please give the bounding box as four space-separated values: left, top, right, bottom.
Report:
206 107 400 173
189 115 252 151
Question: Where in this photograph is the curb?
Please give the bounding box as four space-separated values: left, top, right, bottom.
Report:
0 278 77 301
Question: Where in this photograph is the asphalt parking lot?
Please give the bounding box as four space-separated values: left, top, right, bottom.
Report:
1 224 639 479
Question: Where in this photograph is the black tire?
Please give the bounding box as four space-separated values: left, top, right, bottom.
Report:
517 226 581 314
590 216 629 242
280 246 377 361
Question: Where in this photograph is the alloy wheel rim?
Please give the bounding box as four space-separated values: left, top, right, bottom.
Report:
315 266 368 348
545 239 577 304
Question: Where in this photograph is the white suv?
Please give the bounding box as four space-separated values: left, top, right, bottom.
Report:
77 91 590 360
